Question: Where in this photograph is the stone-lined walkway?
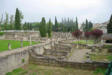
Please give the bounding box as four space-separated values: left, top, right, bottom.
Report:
68 49 91 62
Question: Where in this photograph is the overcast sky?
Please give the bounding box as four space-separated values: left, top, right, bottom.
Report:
0 0 112 23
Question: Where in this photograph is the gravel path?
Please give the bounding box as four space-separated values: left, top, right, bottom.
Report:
68 49 91 62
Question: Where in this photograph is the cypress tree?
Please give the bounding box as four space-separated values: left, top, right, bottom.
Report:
107 15 112 33
82 20 93 32
55 16 58 32
75 17 79 31
48 19 52 37
62 23 65 32
0 14 3 30
85 19 89 32
4 13 9 30
88 21 93 31
15 8 21 30
23 22 27 30
10 15 14 30
39 17 47 37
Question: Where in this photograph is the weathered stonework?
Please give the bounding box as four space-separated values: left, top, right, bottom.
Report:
0 39 109 75
0 47 29 75
0 42 51 75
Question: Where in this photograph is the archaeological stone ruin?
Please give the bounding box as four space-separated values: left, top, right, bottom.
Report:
0 31 110 75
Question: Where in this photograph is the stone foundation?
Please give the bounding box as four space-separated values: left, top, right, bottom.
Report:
0 40 109 75
30 56 109 70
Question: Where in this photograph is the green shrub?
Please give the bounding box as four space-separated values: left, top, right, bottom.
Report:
93 68 106 75
0 32 4 36
6 72 12 75
107 55 112 61
13 68 23 73
6 68 27 75
22 59 25 63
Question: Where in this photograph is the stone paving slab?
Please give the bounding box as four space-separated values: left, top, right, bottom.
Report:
68 49 91 62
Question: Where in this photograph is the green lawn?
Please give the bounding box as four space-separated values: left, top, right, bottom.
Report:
72 40 94 44
6 64 98 75
0 40 39 52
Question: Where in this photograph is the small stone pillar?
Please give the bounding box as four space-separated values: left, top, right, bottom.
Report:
15 35 17 40
30 35 32 45
21 40 23 48
8 43 11 50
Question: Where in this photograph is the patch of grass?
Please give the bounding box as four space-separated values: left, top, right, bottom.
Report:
7 64 95 75
103 45 112 49
30 72 37 75
90 54 112 62
0 40 39 52
93 68 106 75
72 40 94 44
22 59 25 63
6 68 28 75
0 32 4 36
107 55 112 61
25 64 95 75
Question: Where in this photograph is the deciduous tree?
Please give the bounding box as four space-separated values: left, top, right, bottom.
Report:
72 30 82 48
91 29 103 43
84 32 91 44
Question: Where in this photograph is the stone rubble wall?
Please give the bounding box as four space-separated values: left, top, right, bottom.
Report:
30 55 109 70
0 47 29 75
30 42 109 70
3 32 40 41
52 32 74 40
0 39 109 75
0 31 111 41
0 31 74 41
0 42 51 75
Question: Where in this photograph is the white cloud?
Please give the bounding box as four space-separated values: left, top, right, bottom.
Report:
17 0 103 11
42 0 103 9
1 0 109 23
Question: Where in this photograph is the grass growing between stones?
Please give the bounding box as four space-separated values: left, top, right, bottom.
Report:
0 40 39 52
6 64 103 75
90 53 112 62
72 40 94 44
6 68 28 75
93 68 106 75
103 45 112 49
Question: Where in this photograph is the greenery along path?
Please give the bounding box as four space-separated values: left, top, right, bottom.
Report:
0 40 39 52
72 40 94 44
90 53 112 62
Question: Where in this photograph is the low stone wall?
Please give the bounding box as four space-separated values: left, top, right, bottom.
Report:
0 31 74 41
30 56 109 70
0 39 109 75
4 32 40 41
0 42 51 75
0 47 29 75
